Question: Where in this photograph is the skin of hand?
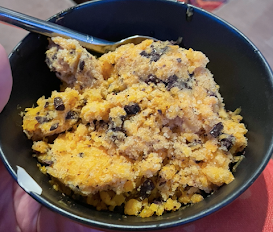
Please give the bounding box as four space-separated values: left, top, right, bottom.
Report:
0 44 12 112
0 44 99 232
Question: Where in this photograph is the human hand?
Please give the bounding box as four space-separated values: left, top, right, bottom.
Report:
0 44 12 112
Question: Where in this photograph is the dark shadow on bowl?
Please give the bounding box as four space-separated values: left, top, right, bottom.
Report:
0 0 273 230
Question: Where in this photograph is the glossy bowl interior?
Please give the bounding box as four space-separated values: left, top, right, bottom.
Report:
1 0 273 230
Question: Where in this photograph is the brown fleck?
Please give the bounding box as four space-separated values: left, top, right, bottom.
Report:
207 90 217 97
166 74 192 90
54 97 65 111
79 60 85 71
43 160 54 166
124 103 140 115
145 74 163 85
35 116 49 124
209 122 223 138
44 102 49 108
50 123 59 131
65 111 78 120
139 179 155 199
220 135 235 150
52 53 57 60
78 152 84 158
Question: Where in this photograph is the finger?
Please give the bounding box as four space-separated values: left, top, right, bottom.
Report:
0 161 19 231
13 184 42 232
0 44 12 112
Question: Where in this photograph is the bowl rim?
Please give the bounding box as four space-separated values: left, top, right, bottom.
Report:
2 0 273 230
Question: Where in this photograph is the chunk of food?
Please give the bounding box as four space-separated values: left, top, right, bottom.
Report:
23 88 82 140
22 37 247 217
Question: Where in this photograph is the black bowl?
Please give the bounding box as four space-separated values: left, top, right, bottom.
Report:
1 0 273 230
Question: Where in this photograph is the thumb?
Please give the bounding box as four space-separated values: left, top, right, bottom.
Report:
0 44 12 112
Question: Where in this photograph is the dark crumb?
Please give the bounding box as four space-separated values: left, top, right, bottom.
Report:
108 117 126 134
209 122 223 138
220 135 235 151
78 152 84 158
145 74 163 85
52 53 57 60
195 160 202 164
65 111 78 120
111 127 125 133
124 103 141 115
153 200 162 205
140 46 168 62
166 74 178 90
166 74 192 90
140 50 149 58
207 90 217 97
139 179 155 199
120 115 126 122
79 60 85 71
35 116 49 124
158 109 162 114
44 102 49 108
81 98 88 106
150 51 161 62
140 48 161 62
177 58 182 63
50 123 59 131
54 97 65 111
43 160 54 166
93 120 97 130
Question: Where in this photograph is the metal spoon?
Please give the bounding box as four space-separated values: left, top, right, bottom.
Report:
0 6 157 53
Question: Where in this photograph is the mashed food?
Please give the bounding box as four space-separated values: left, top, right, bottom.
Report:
22 37 247 217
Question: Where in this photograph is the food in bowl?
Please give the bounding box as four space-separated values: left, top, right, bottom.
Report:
22 36 247 218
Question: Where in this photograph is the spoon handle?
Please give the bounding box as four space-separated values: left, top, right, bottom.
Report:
0 6 112 52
